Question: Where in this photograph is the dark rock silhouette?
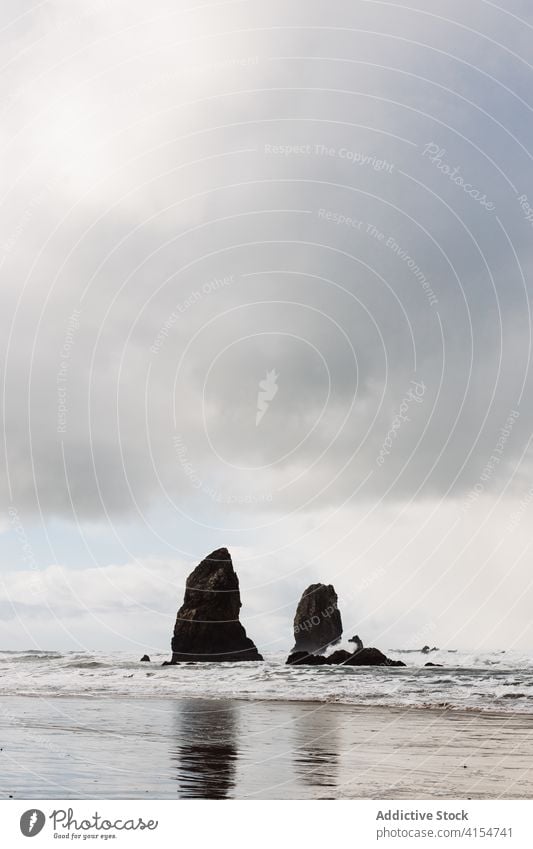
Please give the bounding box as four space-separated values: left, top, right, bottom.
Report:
326 650 353 665
140 655 151 662
286 647 406 667
286 651 328 666
348 634 364 652
343 648 405 667
425 662 443 667
292 583 343 654
167 548 263 663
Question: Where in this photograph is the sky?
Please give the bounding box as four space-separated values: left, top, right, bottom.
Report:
1 0 533 654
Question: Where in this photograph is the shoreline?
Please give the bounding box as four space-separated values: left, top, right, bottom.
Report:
1 695 532 799
1 690 532 721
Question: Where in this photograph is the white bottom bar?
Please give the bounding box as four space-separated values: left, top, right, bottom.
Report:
2 800 532 848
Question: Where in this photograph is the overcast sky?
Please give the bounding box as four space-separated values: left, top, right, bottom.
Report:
1 0 533 654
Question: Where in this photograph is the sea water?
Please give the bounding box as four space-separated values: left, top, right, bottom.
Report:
0 648 532 713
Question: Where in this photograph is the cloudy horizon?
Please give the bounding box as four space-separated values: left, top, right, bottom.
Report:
1 0 533 654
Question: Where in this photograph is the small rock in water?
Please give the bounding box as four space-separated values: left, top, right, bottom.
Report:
286 647 406 667
140 655 151 662
286 651 327 666
343 647 406 667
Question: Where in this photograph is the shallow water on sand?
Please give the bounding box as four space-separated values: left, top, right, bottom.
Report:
1 696 532 799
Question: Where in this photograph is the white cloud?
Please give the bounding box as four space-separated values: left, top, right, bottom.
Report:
1 0 533 648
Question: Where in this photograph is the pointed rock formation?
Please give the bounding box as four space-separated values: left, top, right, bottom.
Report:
292 583 343 654
167 548 263 663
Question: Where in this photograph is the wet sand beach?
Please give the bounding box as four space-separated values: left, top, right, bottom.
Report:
0 696 532 799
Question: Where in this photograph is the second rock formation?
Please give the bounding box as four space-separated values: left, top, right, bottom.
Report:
292 583 343 654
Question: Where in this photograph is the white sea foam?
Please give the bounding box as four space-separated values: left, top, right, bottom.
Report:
1 649 532 713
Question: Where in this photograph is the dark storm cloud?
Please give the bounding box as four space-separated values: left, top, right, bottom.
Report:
1 0 533 524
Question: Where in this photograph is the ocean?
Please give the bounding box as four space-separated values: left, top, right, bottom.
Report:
2 649 533 799
1 647 532 713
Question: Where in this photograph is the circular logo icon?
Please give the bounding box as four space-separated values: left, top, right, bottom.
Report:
20 810 46 837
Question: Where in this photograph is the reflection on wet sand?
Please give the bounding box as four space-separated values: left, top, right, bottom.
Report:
2 696 533 799
292 705 339 792
172 699 238 798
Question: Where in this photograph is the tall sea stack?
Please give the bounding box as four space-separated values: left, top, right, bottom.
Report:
292 583 343 654
168 548 263 663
